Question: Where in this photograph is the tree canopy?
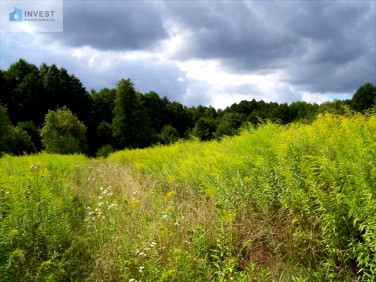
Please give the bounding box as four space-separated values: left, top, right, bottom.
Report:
0 58 374 156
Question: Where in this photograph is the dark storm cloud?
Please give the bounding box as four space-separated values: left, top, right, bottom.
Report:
164 1 375 92
51 1 167 50
1 1 375 107
46 0 374 95
164 1 302 71
282 1 376 93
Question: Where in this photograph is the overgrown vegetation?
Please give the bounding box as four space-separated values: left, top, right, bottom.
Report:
1 112 375 281
1 59 375 156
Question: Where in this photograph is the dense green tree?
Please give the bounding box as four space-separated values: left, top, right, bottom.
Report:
190 105 218 123
0 70 10 107
12 126 36 155
112 79 152 149
289 101 319 122
0 105 15 154
40 107 87 154
1 60 92 126
167 102 194 137
317 100 350 115
192 117 217 141
17 121 42 151
91 88 116 123
2 59 43 124
96 121 112 148
141 91 170 134
270 103 292 124
215 112 245 138
87 88 116 154
227 99 258 116
159 124 180 145
352 83 376 112
40 63 92 125
248 100 268 124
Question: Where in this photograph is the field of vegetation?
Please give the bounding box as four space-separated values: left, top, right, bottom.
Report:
1 112 375 281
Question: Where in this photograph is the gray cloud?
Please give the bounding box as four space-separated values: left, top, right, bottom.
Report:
50 1 167 50
1 1 375 108
164 1 301 71
164 1 375 93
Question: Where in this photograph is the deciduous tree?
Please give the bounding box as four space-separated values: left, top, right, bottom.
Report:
40 107 87 154
112 79 152 149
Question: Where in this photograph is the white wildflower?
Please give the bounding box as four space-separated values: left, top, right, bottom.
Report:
138 252 147 257
108 203 117 210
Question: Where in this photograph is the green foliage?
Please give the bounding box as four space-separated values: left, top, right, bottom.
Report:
112 79 153 149
0 154 91 281
12 126 37 155
141 91 170 134
0 105 15 154
96 144 114 158
17 121 42 151
111 112 376 281
40 107 87 154
2 60 90 126
159 124 180 145
192 117 217 141
96 121 113 148
352 82 376 112
91 88 116 124
39 63 91 125
215 112 245 138
167 101 194 138
2 112 376 280
317 99 351 115
1 59 374 156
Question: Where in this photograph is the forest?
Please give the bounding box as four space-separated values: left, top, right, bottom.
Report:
0 58 375 157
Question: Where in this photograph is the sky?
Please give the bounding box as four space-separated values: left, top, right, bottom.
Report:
1 0 375 109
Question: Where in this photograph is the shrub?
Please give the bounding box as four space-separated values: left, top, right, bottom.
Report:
40 107 87 154
96 144 114 158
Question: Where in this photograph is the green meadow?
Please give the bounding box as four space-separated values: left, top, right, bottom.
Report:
1 112 375 281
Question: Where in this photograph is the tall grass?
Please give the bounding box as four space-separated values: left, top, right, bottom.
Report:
110 112 376 281
1 112 375 281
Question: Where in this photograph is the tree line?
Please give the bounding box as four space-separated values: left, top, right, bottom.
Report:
0 59 375 156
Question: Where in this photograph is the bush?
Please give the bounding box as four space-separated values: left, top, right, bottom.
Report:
17 121 42 151
40 107 87 154
96 144 114 158
12 126 36 155
159 124 180 145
